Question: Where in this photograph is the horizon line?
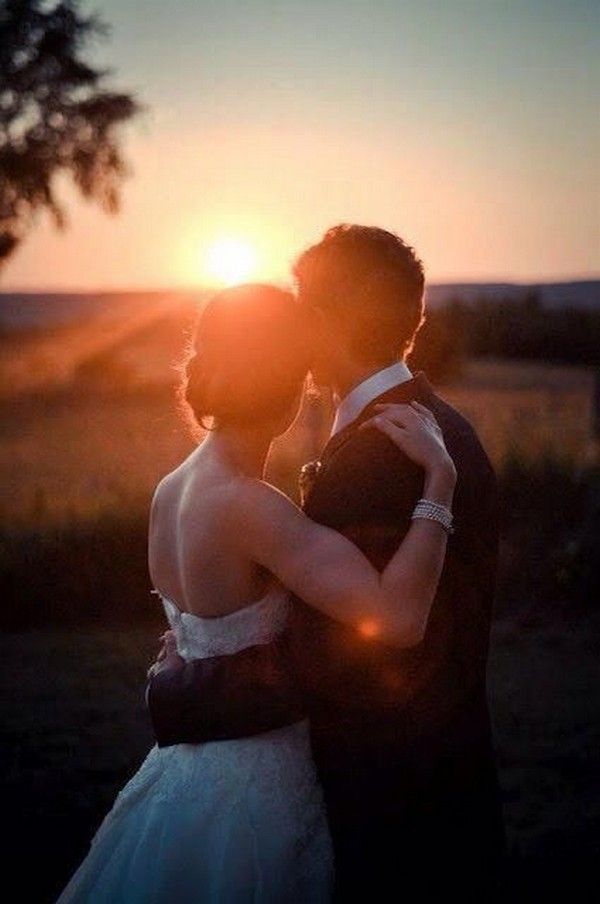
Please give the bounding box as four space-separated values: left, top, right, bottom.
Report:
2 274 600 295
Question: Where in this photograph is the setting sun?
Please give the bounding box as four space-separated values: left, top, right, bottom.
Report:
205 238 257 287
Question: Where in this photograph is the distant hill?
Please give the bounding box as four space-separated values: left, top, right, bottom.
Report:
0 281 597 332
0 290 204 333
424 280 599 310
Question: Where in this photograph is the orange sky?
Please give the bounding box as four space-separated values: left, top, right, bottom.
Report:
3 1 599 291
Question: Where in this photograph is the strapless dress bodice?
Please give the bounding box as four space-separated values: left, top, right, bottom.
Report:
150 585 292 660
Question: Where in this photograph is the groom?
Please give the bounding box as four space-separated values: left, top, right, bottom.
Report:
146 225 507 901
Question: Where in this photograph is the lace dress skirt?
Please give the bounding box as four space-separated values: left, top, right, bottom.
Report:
55 590 334 903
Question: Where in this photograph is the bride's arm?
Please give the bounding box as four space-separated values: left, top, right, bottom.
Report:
234 402 456 649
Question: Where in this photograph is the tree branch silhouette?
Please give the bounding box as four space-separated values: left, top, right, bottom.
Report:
0 0 144 268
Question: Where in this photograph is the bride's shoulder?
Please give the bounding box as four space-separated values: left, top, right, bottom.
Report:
228 476 299 524
224 478 306 561
235 475 294 502
150 468 178 510
149 462 191 526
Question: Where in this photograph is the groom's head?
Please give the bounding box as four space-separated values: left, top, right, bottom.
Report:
293 224 426 386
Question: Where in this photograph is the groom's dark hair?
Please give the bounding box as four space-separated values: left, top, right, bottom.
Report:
293 224 426 363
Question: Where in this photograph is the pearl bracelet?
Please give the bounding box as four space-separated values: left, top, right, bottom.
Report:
411 498 455 534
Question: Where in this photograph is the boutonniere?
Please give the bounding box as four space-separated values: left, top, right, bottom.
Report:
299 458 322 504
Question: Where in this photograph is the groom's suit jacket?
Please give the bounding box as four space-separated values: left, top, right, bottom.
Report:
146 371 506 900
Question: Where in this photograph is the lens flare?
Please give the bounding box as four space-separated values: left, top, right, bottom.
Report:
358 619 380 639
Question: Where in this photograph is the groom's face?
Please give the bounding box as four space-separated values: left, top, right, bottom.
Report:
303 301 341 387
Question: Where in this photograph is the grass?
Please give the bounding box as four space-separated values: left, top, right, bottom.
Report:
441 357 596 467
489 612 600 901
1 628 157 902
0 356 595 530
0 382 323 530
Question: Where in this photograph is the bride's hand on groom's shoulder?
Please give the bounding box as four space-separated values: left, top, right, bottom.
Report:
360 400 456 479
147 630 184 679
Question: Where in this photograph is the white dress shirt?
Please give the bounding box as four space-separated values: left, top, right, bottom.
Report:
329 360 413 438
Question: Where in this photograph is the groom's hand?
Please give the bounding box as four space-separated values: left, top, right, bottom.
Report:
147 630 184 679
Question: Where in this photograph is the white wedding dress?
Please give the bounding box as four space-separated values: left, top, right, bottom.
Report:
56 586 334 903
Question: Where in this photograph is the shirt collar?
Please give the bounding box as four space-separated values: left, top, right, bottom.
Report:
329 360 413 437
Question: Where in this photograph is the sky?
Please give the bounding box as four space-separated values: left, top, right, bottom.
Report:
3 0 599 290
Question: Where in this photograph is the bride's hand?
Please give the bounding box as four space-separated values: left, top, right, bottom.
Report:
147 630 184 679
360 400 456 479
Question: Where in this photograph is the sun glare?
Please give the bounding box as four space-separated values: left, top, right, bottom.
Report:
205 238 257 286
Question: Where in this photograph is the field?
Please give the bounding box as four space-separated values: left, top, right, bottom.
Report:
1 306 599 901
0 355 595 530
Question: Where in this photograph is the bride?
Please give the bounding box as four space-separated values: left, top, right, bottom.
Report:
56 283 456 903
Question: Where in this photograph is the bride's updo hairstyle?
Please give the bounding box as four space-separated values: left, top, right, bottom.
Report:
178 283 310 437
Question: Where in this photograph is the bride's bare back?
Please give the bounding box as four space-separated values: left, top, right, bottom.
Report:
148 407 455 652
148 440 274 619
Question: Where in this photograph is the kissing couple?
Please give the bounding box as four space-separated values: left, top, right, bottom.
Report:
57 225 506 903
